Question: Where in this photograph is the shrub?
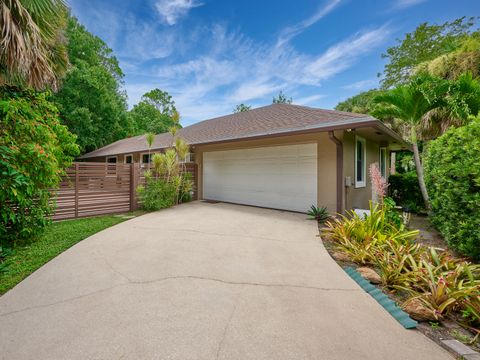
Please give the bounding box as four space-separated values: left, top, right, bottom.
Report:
388 172 424 213
137 177 176 211
136 138 194 212
424 115 480 259
307 205 329 223
0 87 79 249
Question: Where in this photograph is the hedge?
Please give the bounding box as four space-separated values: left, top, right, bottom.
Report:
424 116 480 259
388 172 424 213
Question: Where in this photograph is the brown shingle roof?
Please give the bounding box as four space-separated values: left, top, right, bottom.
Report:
80 103 376 158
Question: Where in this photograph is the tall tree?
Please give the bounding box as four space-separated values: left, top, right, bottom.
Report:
129 89 178 135
0 0 68 90
233 103 251 113
335 89 384 114
52 17 131 153
272 90 292 104
372 75 447 210
380 17 477 88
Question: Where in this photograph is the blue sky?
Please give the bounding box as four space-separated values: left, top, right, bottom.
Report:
68 0 478 126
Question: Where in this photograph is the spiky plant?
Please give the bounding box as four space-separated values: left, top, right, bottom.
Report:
0 0 68 90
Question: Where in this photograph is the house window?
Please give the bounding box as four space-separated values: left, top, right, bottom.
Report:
124 154 133 164
106 156 117 164
141 153 151 164
379 147 387 178
355 136 366 188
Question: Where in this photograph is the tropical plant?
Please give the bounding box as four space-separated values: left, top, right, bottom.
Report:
374 240 425 287
233 103 251 113
424 115 480 259
335 89 385 114
137 136 194 211
145 132 155 165
0 87 79 248
307 205 329 223
272 90 292 104
323 203 418 247
0 0 69 90
372 74 448 210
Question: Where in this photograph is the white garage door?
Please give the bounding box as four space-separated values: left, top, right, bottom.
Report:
203 143 317 212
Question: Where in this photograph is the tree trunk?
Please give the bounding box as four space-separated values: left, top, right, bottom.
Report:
412 142 431 211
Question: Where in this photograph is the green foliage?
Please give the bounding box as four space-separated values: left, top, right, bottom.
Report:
0 87 79 248
0 0 69 90
335 89 384 114
324 204 480 325
323 203 418 248
272 90 292 104
424 115 480 259
0 214 126 294
233 103 251 113
128 89 178 135
306 205 329 223
52 17 131 153
388 172 424 213
136 137 194 211
381 17 478 88
415 35 480 80
136 178 177 211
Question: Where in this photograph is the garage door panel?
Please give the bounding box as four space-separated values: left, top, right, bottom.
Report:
203 144 317 212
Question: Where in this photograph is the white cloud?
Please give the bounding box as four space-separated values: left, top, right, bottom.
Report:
342 79 378 91
393 0 427 9
277 0 341 46
294 94 326 106
124 23 390 124
155 0 203 25
304 26 390 83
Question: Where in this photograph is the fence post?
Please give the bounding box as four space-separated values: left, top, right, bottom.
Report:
74 163 79 218
130 163 139 211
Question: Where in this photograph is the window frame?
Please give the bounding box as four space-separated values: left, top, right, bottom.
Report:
140 152 153 167
355 136 366 188
379 147 387 178
106 156 117 164
124 154 133 164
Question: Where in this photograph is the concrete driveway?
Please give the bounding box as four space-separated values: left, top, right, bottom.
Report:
0 202 451 359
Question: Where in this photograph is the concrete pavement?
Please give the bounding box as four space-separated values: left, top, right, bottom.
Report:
0 201 452 359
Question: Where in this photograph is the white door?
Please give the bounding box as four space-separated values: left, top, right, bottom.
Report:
203 143 317 212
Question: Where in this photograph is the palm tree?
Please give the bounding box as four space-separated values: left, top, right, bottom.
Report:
0 0 68 90
145 132 155 168
372 75 447 210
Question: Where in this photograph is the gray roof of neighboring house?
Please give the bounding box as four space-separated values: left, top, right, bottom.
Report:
80 103 398 159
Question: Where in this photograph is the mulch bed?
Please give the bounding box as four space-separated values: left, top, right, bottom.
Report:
319 222 480 352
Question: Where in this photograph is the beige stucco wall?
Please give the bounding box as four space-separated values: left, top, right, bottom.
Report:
83 129 395 214
193 132 338 214
342 131 391 210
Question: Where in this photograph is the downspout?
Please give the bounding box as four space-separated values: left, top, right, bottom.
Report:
328 131 343 214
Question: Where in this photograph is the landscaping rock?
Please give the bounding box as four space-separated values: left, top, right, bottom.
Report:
357 267 381 284
331 252 350 262
402 298 438 321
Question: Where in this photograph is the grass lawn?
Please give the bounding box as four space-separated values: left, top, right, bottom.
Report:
0 214 133 295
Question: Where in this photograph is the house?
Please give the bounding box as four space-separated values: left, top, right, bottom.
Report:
80 103 408 213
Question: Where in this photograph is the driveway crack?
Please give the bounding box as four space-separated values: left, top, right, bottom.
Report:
0 275 359 317
215 287 243 360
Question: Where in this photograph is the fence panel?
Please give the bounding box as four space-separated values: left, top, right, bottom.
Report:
52 162 197 220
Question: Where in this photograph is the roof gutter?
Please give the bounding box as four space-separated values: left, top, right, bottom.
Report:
328 131 343 214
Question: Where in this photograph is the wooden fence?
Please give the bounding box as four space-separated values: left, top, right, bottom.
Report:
52 162 197 220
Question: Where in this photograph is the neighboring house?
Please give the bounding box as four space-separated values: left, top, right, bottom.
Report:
80 103 408 213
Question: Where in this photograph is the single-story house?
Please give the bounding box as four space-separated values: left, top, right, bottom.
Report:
80 103 408 213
